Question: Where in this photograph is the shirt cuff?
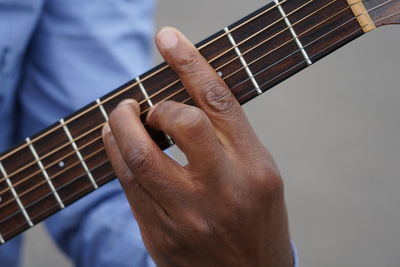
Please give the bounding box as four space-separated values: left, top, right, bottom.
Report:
292 240 299 267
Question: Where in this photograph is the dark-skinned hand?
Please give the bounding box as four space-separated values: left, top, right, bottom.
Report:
102 27 293 267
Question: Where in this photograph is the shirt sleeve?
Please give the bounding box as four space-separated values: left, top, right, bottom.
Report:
17 0 156 266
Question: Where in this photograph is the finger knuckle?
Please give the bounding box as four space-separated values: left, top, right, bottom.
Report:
117 164 136 185
147 101 172 123
175 107 209 137
252 163 284 197
174 52 199 73
201 80 235 113
124 144 154 172
162 236 185 256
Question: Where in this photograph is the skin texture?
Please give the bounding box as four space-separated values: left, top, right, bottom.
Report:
102 27 293 267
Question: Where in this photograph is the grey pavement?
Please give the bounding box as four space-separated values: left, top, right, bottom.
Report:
23 0 400 266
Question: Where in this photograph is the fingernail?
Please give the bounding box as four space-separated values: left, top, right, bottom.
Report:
157 27 178 49
118 99 135 106
102 123 111 135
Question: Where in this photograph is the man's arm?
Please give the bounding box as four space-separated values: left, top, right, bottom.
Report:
103 27 293 266
18 0 157 266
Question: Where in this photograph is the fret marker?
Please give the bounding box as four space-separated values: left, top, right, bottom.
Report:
0 234 4 244
136 77 174 146
217 71 223 77
274 0 312 65
96 99 109 122
224 27 262 95
0 161 34 227
58 161 65 168
26 138 65 209
0 196 2 203
60 119 99 189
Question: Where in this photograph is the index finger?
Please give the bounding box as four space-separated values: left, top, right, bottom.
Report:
155 27 252 146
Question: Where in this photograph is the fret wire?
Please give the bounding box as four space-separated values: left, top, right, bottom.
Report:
0 146 109 230
205 0 318 80
96 99 109 122
60 119 99 189
228 3 358 91
237 16 368 101
224 27 262 95
0 0 358 192
0 233 4 244
0 0 293 163
136 77 154 107
2 116 107 182
274 0 312 65
258 15 378 86
0 162 34 227
0 137 107 211
248 0 383 92
0 124 106 199
26 138 65 209
137 77 175 146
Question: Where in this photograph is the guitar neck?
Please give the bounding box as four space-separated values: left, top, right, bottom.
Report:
0 0 374 244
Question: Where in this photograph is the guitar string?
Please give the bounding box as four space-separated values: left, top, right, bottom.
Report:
0 145 108 224
137 0 340 105
0 0 360 187
1 7 398 236
0 0 291 162
232 0 395 95
0 0 378 207
0 1 389 221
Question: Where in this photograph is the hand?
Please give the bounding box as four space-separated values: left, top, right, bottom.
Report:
102 27 293 267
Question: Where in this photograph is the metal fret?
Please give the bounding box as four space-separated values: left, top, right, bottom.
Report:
274 0 312 65
164 134 175 146
0 162 33 227
60 119 98 189
136 77 174 146
96 99 109 122
0 234 4 244
224 27 262 95
136 77 154 107
26 138 65 209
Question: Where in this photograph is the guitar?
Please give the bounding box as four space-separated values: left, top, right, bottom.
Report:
0 0 399 245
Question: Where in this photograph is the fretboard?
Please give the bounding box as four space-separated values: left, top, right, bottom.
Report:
0 0 367 244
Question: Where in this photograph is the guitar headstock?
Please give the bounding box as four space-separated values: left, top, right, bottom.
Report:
364 0 400 27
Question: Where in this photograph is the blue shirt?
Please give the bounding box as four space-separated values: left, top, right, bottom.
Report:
0 1 298 266
0 0 157 266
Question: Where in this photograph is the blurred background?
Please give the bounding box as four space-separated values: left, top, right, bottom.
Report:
24 0 400 266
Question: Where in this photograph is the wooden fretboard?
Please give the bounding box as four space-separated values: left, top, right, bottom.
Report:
0 0 371 244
